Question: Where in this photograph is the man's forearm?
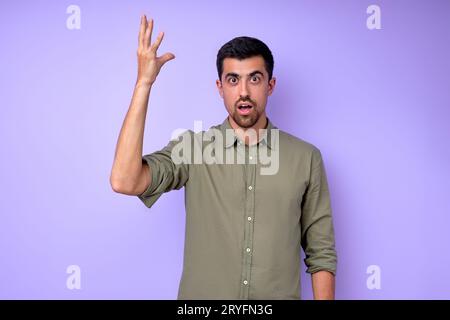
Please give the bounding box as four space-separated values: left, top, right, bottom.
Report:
110 16 176 194
311 270 335 300
110 81 152 193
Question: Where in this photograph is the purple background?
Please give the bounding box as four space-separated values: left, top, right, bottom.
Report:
1 0 449 299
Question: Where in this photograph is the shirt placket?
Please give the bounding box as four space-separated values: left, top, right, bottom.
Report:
239 142 257 299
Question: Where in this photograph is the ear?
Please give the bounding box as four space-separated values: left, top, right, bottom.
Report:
216 79 224 98
268 77 276 96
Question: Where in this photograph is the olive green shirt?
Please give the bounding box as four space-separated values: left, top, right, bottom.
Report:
138 117 337 299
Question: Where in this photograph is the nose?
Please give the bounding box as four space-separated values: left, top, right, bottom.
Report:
239 79 249 97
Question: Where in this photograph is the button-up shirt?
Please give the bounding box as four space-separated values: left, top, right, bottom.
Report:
137 117 337 299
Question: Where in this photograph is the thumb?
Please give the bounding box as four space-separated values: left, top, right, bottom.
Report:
159 52 176 65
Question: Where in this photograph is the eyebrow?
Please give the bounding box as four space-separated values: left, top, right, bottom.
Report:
224 70 265 79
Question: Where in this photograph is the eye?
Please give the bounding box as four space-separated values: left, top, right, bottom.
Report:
251 76 260 83
228 77 238 84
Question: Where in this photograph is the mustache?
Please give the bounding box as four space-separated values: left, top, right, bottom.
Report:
235 98 256 107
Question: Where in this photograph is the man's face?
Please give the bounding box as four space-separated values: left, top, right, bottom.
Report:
216 56 276 129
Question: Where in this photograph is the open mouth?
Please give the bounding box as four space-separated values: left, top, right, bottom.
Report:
237 104 253 115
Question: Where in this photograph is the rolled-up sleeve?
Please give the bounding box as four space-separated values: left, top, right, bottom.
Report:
300 147 337 275
137 132 190 209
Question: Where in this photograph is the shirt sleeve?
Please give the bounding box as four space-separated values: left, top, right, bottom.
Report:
300 147 337 275
137 132 190 209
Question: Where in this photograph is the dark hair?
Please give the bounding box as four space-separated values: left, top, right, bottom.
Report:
216 36 274 82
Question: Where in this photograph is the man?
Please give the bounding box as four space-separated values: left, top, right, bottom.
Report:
110 15 337 300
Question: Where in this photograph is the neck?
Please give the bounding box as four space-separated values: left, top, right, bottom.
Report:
228 113 268 146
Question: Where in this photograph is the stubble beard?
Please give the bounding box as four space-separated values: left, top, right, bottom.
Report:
232 106 261 129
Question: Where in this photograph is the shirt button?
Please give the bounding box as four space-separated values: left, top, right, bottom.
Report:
246 248 251 253
248 186 253 190
247 217 252 221
243 280 248 285
249 156 253 160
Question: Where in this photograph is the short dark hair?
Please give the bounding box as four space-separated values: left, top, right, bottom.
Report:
216 36 274 82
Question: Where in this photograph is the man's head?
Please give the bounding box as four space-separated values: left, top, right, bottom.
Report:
216 36 276 129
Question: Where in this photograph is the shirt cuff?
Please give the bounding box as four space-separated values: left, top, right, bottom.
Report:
137 156 163 208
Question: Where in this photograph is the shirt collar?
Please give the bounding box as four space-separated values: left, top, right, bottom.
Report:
219 116 277 149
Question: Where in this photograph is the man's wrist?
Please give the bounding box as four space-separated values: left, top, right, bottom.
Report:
135 79 153 89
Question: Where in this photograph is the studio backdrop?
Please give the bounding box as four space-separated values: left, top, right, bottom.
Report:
1 0 449 299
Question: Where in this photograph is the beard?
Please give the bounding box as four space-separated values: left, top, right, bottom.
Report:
232 108 260 128
232 104 261 128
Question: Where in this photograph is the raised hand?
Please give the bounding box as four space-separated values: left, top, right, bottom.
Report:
136 15 175 86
